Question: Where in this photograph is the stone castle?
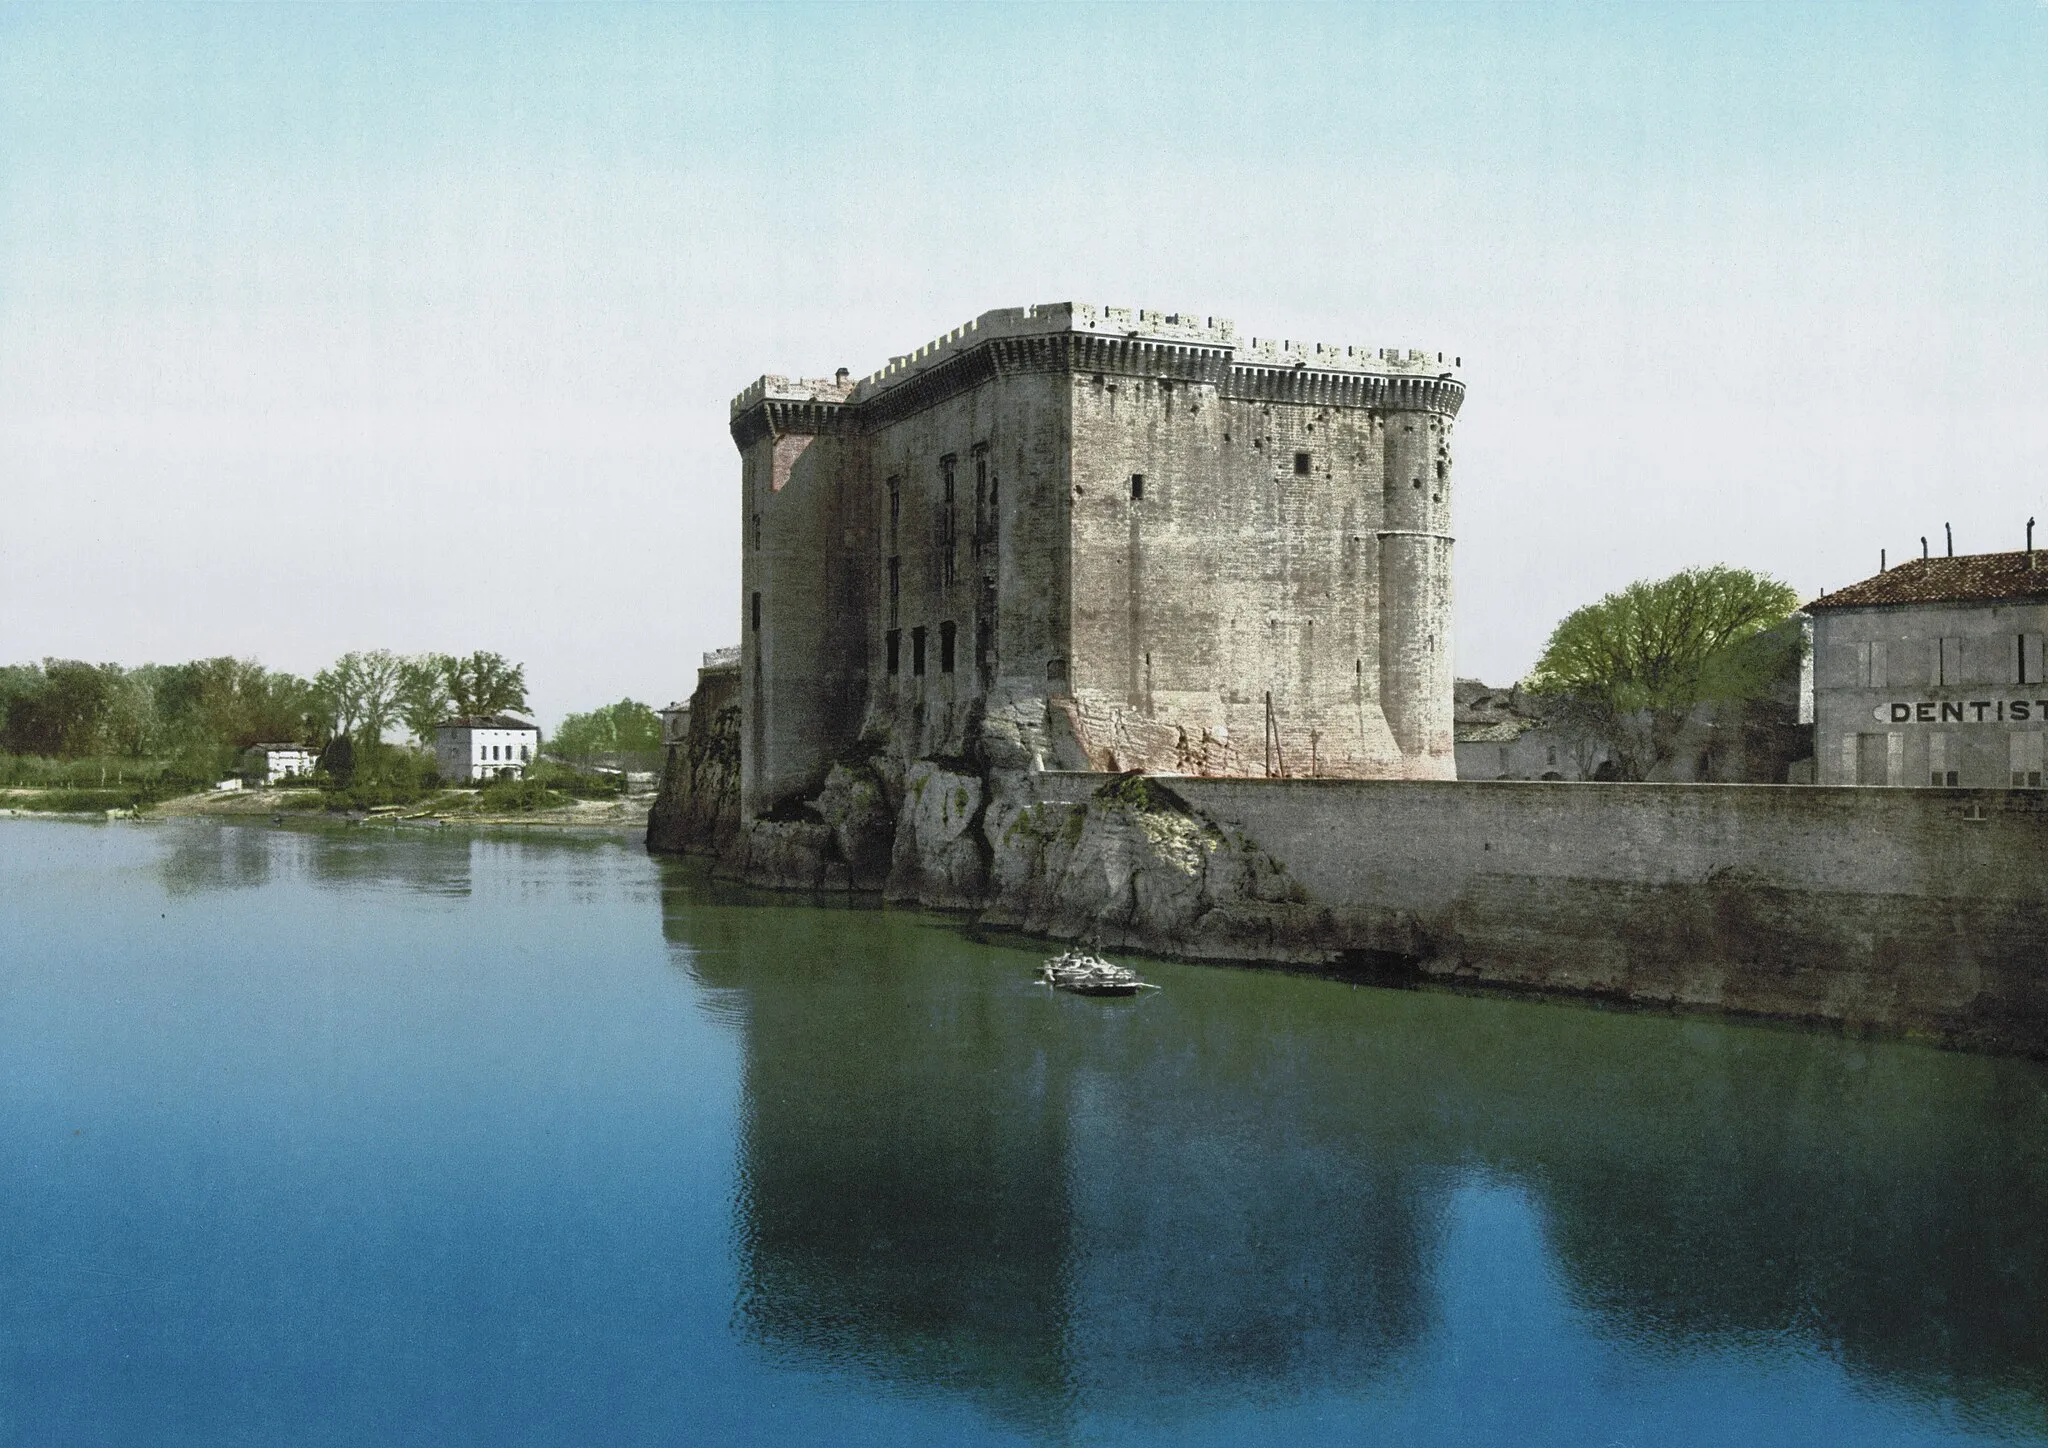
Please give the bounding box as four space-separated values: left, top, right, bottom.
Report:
731 302 1465 820
646 303 2048 1059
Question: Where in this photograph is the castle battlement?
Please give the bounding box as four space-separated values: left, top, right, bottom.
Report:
730 302 1461 417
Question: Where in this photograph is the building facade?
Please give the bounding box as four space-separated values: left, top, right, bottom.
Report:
435 716 539 782
1453 683 1607 781
731 303 1464 817
241 743 318 785
1806 551 2048 788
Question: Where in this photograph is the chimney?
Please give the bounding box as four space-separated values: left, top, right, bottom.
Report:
2030 516 2037 571
1921 535 1929 559
1946 522 1954 557
835 367 849 385
1880 548 1886 573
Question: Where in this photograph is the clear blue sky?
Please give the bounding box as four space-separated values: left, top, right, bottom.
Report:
4 2 2045 725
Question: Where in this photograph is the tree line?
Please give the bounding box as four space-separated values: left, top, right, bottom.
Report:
0 650 530 772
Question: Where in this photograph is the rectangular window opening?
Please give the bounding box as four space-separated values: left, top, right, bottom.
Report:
1939 636 1964 687
751 591 761 634
1294 451 1312 476
886 629 901 675
939 620 956 673
940 455 958 588
911 626 927 677
1130 473 1145 501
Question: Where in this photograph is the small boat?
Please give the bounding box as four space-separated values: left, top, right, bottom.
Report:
1038 950 1159 998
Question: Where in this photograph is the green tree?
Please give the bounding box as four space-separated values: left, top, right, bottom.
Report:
1 659 135 758
316 650 403 743
1526 566 1801 781
438 651 529 718
151 658 322 771
395 656 452 744
549 699 661 766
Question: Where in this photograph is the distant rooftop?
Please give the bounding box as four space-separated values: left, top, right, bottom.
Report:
702 646 740 670
1805 551 2048 611
437 714 537 731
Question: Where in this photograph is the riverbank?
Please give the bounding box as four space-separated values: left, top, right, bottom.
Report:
1 784 652 831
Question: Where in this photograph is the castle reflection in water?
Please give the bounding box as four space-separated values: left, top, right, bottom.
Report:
660 861 2047 1440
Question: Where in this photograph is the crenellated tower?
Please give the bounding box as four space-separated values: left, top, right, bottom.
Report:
725 304 1464 816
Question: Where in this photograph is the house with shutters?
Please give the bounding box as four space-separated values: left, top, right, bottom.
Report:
1804 550 2048 788
435 715 540 782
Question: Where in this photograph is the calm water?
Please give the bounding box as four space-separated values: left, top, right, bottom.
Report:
2 819 2045 1447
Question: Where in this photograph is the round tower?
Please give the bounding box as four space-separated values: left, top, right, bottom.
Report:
1377 403 1456 778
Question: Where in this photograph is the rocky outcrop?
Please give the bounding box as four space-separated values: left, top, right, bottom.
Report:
979 773 1331 961
647 664 741 855
886 761 990 909
654 684 1329 958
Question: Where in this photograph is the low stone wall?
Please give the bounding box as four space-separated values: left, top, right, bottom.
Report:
1155 778 2048 1054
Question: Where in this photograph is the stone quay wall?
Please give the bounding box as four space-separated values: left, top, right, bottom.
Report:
1148 776 2048 1055
656 725 2048 1052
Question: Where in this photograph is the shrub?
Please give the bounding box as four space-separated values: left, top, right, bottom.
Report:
1094 771 1191 815
478 776 567 813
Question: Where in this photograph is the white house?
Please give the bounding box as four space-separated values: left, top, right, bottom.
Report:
436 715 541 782
241 743 319 785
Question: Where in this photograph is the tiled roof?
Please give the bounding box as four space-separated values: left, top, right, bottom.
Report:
437 715 537 731
1805 551 2048 611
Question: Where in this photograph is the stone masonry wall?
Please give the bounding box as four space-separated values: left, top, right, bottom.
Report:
678 745 2048 1056
1022 774 2048 1056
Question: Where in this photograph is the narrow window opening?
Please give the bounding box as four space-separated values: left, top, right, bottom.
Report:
1130 473 1145 501
912 626 927 676
887 476 900 540
887 556 900 624
751 591 761 634
941 455 957 587
886 629 901 675
1294 452 1312 476
752 513 761 550
939 621 956 673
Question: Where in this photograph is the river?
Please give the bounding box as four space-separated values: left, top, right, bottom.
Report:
2 818 2043 1446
